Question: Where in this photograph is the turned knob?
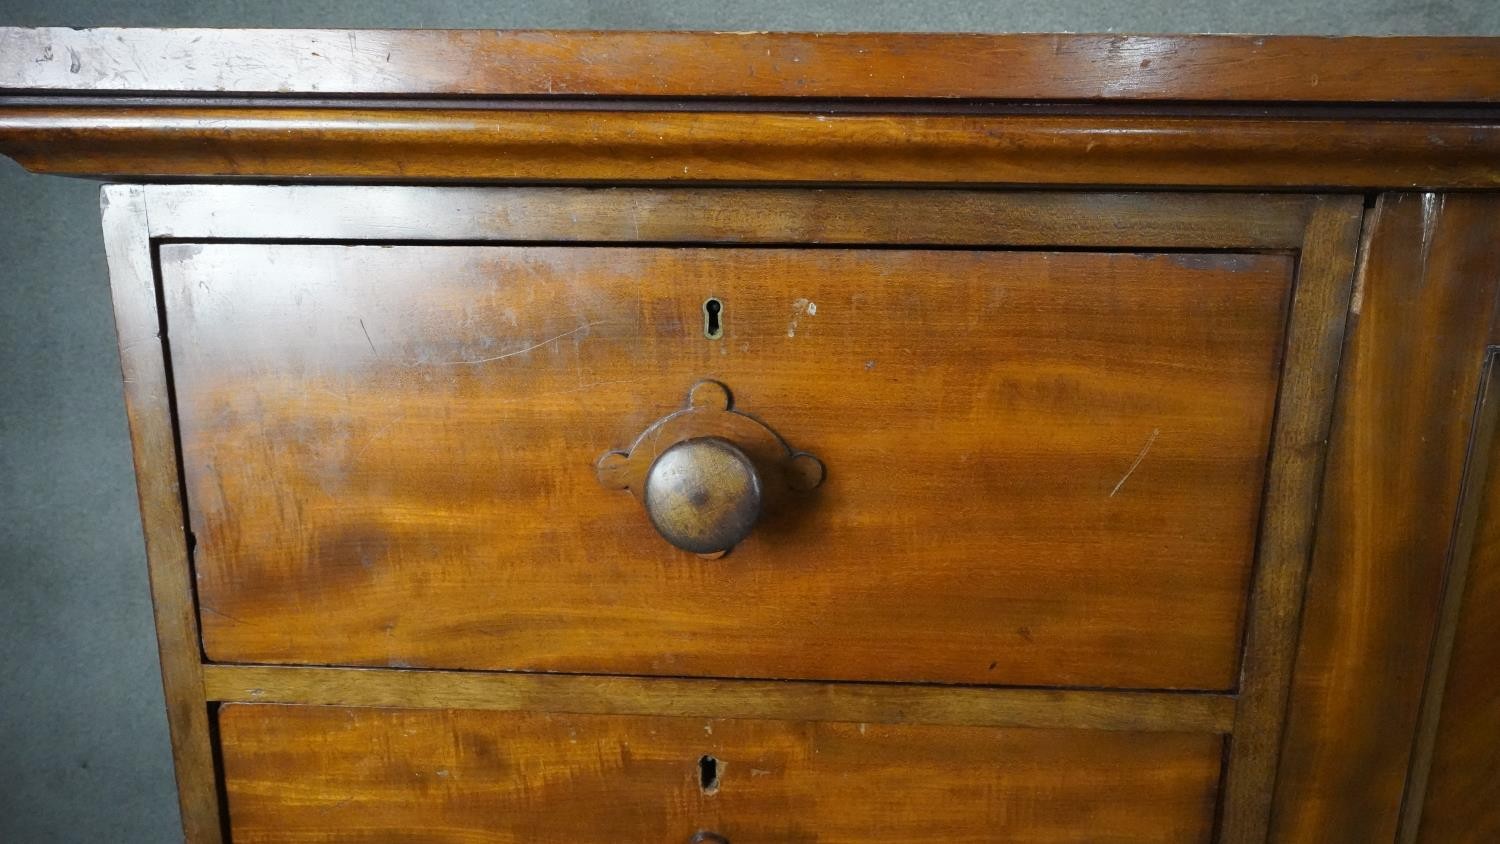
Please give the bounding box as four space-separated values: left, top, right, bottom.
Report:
596 380 823 557
643 437 762 555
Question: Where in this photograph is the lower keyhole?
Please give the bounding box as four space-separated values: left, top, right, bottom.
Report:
703 298 724 340
698 754 720 794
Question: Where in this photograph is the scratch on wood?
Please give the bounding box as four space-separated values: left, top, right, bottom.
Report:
317 796 355 815
358 318 377 355
1348 198 1382 316
1418 192 1444 272
1109 428 1160 497
440 321 603 366
200 604 250 625
353 415 406 460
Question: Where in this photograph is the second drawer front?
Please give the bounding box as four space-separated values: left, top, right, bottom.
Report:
164 244 1292 689
219 703 1223 843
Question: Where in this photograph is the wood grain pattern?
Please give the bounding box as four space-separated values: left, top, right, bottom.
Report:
201 664 1237 734
139 185 1320 250
1271 194 1500 841
5 28 1500 103
1402 350 1500 842
1414 406 1500 841
3 107 1499 187
100 186 223 841
165 244 1293 690
217 703 1225 843
1216 196 1364 841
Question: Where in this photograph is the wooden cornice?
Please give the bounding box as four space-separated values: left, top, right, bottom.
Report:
0 106 1497 188
1 28 1499 187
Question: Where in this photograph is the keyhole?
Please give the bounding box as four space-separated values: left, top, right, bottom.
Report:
703 298 723 340
698 754 720 794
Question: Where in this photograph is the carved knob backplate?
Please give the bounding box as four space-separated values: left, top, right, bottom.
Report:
596 380 824 556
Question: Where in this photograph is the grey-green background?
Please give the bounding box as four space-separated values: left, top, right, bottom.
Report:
3 1 1498 841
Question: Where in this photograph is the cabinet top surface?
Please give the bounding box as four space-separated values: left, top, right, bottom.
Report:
3 27 1500 103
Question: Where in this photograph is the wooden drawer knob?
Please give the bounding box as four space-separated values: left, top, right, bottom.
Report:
690 833 730 844
597 380 825 557
644 437 762 555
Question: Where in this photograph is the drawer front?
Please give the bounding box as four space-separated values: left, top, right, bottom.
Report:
165 243 1293 689
218 703 1223 842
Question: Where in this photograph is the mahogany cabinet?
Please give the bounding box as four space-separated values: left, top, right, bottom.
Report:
2 27 1499 842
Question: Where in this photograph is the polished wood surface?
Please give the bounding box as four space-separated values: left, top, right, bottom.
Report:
1271 193 1500 841
201 664 1237 734
166 243 1292 690
5 28 1500 102
1414 401 1500 840
1404 351 1500 842
2 107 1499 187
99 186 223 843
218 703 1224 842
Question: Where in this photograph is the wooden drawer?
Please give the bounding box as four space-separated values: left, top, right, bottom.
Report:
164 240 1290 690
218 703 1224 842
